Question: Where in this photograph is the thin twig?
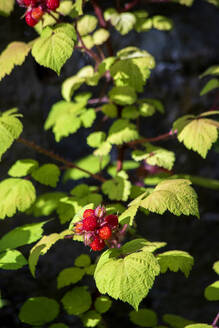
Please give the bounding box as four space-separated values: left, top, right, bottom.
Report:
212 312 219 328
128 130 177 146
88 96 109 105
117 146 125 172
17 137 106 182
90 0 114 56
75 22 101 65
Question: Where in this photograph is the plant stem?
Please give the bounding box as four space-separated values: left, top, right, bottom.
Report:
212 312 219 328
116 146 125 172
91 0 114 56
121 0 140 12
17 137 106 182
88 96 109 105
128 130 176 146
75 22 101 65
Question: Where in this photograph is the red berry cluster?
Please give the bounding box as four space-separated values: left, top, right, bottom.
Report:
16 0 60 27
74 206 119 251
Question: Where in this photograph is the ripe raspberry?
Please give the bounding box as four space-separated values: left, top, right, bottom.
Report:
74 221 83 234
31 6 44 21
25 11 37 26
83 209 95 219
90 237 105 251
83 216 98 231
23 0 38 6
104 215 118 229
98 225 112 240
46 0 60 10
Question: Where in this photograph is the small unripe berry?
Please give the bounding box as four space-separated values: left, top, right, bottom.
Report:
25 11 37 26
46 0 60 10
90 237 105 251
98 225 112 240
83 216 98 231
31 6 44 21
74 221 83 233
104 215 118 229
83 209 95 219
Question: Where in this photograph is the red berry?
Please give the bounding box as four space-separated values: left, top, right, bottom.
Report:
90 237 105 251
82 216 98 231
46 0 60 10
25 11 37 26
83 209 95 219
31 6 44 21
98 225 112 240
104 215 118 229
74 221 83 234
23 0 38 6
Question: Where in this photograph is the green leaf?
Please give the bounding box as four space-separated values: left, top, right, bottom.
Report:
117 47 155 69
57 267 85 289
57 198 76 224
111 11 136 35
94 142 112 157
32 24 76 74
44 101 83 142
200 65 219 78
75 254 91 267
173 114 219 158
0 0 14 16
107 119 138 145
0 109 23 160
109 86 137 105
31 164 60 187
85 264 96 275
0 221 48 251
28 192 65 217
102 171 131 201
133 144 175 170
152 15 173 30
49 324 68 328
29 233 65 277
19 297 59 326
213 261 219 274
93 29 110 45
77 15 98 36
94 296 112 314
122 106 139 119
81 109 96 127
119 192 148 225
81 310 102 327
87 132 106 148
134 11 152 32
110 59 145 92
63 154 110 181
8 159 38 177
0 42 30 80
173 0 194 5
141 179 199 218
200 78 219 95
121 238 166 254
129 309 158 327
157 250 194 277
95 246 160 310
61 66 94 101
0 178 36 219
101 103 118 118
204 281 219 300
185 325 212 328
0 249 27 270
163 314 194 328
61 287 92 315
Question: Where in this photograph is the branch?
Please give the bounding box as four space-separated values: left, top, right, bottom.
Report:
90 0 114 56
213 312 219 328
17 137 106 183
128 130 177 146
75 22 101 65
88 96 109 105
121 0 140 12
116 146 125 172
